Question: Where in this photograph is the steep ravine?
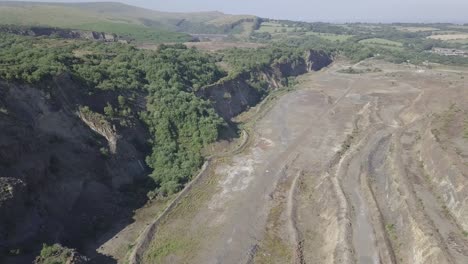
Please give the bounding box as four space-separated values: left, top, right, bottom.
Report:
0 50 333 263
197 50 332 120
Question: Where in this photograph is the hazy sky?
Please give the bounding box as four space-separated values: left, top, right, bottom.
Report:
14 0 468 23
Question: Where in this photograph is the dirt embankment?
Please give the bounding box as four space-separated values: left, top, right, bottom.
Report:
421 107 468 231
196 50 332 120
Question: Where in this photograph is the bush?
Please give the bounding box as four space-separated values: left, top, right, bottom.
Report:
37 244 72 264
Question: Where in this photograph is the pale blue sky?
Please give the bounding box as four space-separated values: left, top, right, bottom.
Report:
11 0 468 23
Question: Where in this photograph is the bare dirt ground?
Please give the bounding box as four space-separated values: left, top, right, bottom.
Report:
116 59 468 264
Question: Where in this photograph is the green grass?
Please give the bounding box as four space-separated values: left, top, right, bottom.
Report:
142 165 220 263
359 38 404 51
146 235 197 263
73 22 191 43
36 244 74 264
385 224 398 241
0 4 100 26
305 31 353 41
0 2 252 42
359 38 403 47
257 21 352 42
0 4 190 43
258 25 299 33
394 26 439 32
463 230 468 237
257 21 303 33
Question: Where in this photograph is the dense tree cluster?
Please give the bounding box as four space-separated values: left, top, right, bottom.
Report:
140 45 225 195
0 33 226 195
0 34 72 82
222 45 303 75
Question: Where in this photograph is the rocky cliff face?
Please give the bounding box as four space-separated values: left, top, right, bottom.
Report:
196 76 262 120
0 75 150 262
0 25 129 43
197 50 332 120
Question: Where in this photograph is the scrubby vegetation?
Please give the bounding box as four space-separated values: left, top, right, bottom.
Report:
222 45 303 74
35 244 80 264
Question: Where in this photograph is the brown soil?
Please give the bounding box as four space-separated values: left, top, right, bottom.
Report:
102 59 468 264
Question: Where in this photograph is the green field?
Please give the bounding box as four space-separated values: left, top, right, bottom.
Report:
360 38 403 46
256 21 352 42
0 2 255 42
305 31 353 41
257 22 303 33
73 22 191 43
394 26 439 32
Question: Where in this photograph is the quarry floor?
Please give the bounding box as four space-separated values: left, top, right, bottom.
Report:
96 60 468 264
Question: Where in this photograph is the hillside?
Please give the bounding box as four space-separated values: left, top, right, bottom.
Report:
0 29 334 263
2 2 468 264
0 1 259 42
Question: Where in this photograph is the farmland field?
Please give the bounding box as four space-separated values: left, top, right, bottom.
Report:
305 31 353 41
428 33 468 41
394 26 439 32
359 38 403 46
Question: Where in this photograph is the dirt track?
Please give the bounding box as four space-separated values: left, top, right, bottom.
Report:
131 60 468 264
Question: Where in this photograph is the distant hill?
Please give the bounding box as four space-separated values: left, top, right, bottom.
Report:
0 1 260 42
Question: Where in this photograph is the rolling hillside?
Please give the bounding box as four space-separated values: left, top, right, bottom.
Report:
0 1 259 42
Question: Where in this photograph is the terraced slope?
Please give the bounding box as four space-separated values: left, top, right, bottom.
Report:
129 60 468 264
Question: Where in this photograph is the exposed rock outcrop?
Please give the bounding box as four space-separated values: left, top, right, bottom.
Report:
78 108 119 154
0 25 129 43
196 76 262 120
197 50 332 120
421 113 468 231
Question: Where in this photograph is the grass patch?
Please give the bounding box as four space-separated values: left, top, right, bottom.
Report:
142 165 220 263
35 244 75 264
428 33 468 41
73 22 191 43
385 223 398 241
0 2 200 43
359 38 403 47
257 21 304 34
305 31 353 41
394 26 439 32
146 235 197 263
